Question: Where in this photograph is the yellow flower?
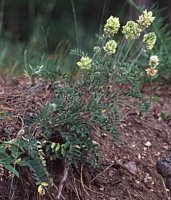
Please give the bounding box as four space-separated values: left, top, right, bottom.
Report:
103 40 117 55
76 56 92 70
104 16 120 37
38 185 45 196
122 21 141 40
41 182 49 187
93 46 100 53
137 10 155 29
37 182 49 196
149 55 159 67
145 67 158 76
143 32 156 50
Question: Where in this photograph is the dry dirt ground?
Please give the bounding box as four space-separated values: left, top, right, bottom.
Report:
0 76 171 200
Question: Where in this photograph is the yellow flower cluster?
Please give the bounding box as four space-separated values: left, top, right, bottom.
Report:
146 55 159 76
122 21 141 40
93 46 100 53
104 16 120 37
77 56 92 70
143 32 156 50
37 141 46 166
137 10 155 30
149 55 159 67
103 40 117 55
38 182 49 196
0 164 4 181
145 67 158 76
75 10 157 70
38 149 46 166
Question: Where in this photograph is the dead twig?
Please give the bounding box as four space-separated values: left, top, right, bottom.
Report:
69 174 82 200
53 184 65 200
74 177 104 195
56 162 68 199
89 163 114 184
161 178 171 200
80 164 90 197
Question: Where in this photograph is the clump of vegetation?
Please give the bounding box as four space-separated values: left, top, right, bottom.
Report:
0 7 159 198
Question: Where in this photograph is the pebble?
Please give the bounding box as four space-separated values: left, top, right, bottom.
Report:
124 161 137 174
138 154 141 160
156 152 161 156
144 141 152 147
143 147 147 151
144 173 153 183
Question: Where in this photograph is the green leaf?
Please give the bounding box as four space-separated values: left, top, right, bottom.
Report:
5 164 19 178
0 155 15 164
160 112 169 121
17 160 28 167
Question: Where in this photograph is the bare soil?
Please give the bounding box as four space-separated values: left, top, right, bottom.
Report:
0 76 171 200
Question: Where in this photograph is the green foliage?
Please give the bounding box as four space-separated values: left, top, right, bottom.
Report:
34 83 114 166
0 134 52 186
160 111 170 121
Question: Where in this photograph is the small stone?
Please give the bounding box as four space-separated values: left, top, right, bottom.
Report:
163 145 169 150
99 187 104 191
144 141 152 147
138 154 141 160
156 152 161 156
144 173 153 183
124 161 137 174
142 153 146 156
92 141 99 145
151 181 155 185
143 147 147 151
101 133 108 137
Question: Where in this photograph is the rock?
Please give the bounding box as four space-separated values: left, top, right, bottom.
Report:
138 154 141 160
143 147 147 151
156 153 171 191
156 154 171 178
99 187 104 191
144 173 152 183
124 161 137 174
144 141 152 147
166 177 171 191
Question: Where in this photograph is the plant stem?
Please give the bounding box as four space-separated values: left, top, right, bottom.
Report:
128 41 143 63
132 48 143 66
116 36 125 62
149 77 153 106
121 40 134 63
